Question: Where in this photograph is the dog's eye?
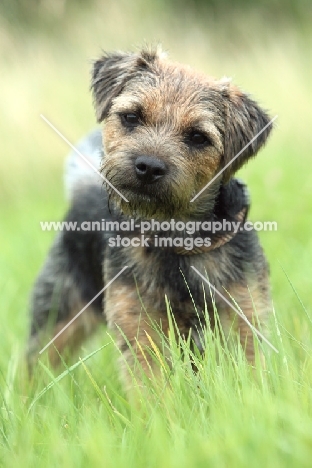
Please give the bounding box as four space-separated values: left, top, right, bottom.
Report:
121 113 140 127
186 131 210 147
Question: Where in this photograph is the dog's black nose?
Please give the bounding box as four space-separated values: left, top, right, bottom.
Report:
134 156 167 183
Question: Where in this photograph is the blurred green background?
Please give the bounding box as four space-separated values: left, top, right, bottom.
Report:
1 0 312 373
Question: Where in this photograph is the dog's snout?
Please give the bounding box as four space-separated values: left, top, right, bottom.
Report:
134 156 167 183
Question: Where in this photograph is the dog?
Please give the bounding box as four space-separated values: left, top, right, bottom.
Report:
28 47 273 393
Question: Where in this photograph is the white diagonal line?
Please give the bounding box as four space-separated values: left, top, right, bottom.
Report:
39 266 128 355
190 115 278 202
40 114 129 202
191 266 278 353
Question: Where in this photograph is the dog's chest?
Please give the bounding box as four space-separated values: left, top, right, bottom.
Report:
120 244 240 311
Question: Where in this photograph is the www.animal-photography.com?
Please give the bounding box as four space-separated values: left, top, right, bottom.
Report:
1 1 312 466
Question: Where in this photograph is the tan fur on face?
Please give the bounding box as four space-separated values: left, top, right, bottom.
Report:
92 47 272 217
100 60 227 219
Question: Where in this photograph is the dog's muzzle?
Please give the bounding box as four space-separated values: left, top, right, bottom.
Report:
134 155 167 184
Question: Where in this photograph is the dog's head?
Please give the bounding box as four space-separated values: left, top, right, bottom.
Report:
91 47 272 220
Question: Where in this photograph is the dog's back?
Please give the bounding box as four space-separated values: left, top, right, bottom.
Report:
28 130 106 365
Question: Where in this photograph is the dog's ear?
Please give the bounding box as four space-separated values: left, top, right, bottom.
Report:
91 52 141 122
91 49 160 122
222 84 273 182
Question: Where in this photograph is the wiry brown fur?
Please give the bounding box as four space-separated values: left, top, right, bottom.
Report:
28 47 273 394
92 49 270 221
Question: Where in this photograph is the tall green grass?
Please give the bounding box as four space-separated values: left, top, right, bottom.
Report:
2 296 312 467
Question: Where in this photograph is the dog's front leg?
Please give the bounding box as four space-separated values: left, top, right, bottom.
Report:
104 280 170 397
220 278 271 366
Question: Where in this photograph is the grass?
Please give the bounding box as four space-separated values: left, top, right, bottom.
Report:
2 307 312 467
1 1 312 466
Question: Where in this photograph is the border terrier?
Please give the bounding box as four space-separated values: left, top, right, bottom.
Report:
28 47 273 390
